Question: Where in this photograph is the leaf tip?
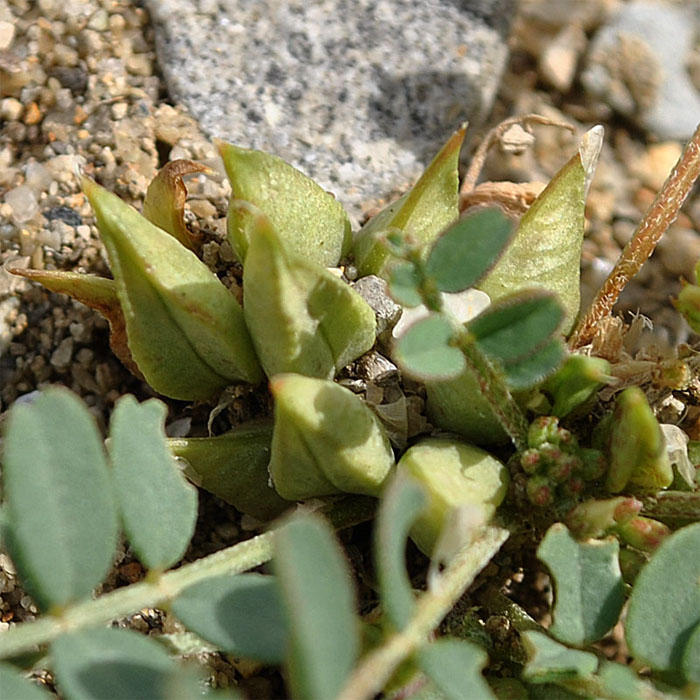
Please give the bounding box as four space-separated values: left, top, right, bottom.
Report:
579 125 604 198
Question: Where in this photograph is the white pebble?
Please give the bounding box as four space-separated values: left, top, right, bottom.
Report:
25 162 53 194
5 185 39 224
0 20 15 51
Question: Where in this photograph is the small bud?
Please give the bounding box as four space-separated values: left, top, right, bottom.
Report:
616 516 671 552
168 422 290 521
543 354 612 418
528 416 560 448
526 475 554 507
268 374 395 500
520 448 541 474
566 497 642 538
578 447 607 481
396 437 510 555
547 453 579 484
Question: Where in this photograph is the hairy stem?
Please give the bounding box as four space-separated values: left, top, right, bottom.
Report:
570 122 700 349
336 525 509 700
0 496 375 659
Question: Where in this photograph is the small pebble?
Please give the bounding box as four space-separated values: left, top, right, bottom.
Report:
0 98 23 122
0 20 15 51
5 185 39 224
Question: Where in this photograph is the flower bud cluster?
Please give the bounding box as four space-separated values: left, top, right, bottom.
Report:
519 416 606 507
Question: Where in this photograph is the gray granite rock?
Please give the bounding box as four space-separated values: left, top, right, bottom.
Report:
582 1 700 141
145 0 513 220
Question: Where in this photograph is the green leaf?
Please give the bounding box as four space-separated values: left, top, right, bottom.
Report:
418 639 495 700
394 314 465 380
0 663 52 699
83 176 262 400
109 395 198 571
606 387 673 493
1 388 118 611
682 622 700 683
242 209 376 380
142 160 210 251
268 374 394 499
543 354 612 418
172 573 287 664
599 662 645 700
537 524 624 645
353 127 465 276
478 126 603 333
468 291 564 366
389 261 423 308
522 630 598 683
168 421 290 521
426 207 514 293
273 512 358 700
219 142 351 266
501 338 565 390
626 522 700 676
375 475 424 629
51 628 177 700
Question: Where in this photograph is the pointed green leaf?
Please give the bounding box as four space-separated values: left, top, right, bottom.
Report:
375 475 424 629
397 438 510 555
142 160 211 251
537 524 624 646
83 176 262 400
606 387 673 493
0 663 53 700
354 127 465 276
273 512 358 700
219 141 351 266
502 338 565 390
419 640 495 700
1 388 118 611
468 291 564 366
478 126 604 333
172 573 287 663
109 395 197 571
626 522 700 676
543 354 612 418
522 630 598 683
426 207 515 293
168 422 290 521
268 374 394 499
394 314 465 380
51 628 176 700
242 209 376 380
389 261 423 308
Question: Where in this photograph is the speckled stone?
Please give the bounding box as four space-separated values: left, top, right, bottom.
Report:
145 0 513 219
582 1 700 141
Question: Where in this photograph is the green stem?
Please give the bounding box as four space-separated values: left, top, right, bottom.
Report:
457 334 529 452
336 525 510 700
0 496 376 659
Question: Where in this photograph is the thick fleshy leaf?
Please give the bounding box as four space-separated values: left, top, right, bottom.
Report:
626 522 700 676
51 628 176 700
393 314 465 380
83 176 262 400
606 387 673 493
142 160 211 251
8 268 141 378
543 354 612 417
273 513 358 700
109 395 198 571
397 438 509 555
2 388 118 611
599 662 644 700
425 207 515 293
168 422 290 520
418 640 495 700
219 141 351 266
522 631 598 683
353 127 465 276
242 209 376 379
538 524 624 645
478 126 604 333
388 261 423 308
0 663 53 699
375 475 424 630
172 573 287 663
682 623 700 683
468 290 564 366
268 374 394 500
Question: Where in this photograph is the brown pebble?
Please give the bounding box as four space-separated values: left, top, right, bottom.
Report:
23 101 41 125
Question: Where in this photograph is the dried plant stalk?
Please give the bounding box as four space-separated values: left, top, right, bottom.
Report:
570 123 700 350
